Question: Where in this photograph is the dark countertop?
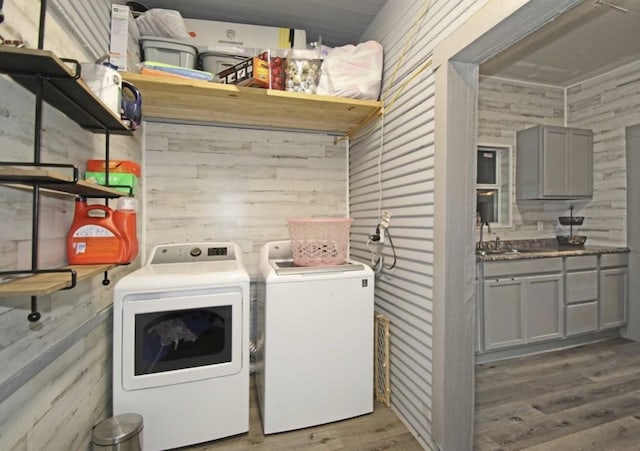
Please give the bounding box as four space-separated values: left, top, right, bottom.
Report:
476 238 629 262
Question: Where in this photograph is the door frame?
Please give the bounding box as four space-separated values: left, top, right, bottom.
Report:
625 124 640 340
430 1 583 449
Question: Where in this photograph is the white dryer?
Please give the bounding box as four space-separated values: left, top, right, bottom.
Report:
256 241 374 434
113 242 249 451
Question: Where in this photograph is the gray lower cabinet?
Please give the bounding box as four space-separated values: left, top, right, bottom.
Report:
525 274 564 342
600 253 629 329
483 273 563 350
600 268 628 329
567 302 598 335
565 255 598 336
478 252 629 355
483 278 525 350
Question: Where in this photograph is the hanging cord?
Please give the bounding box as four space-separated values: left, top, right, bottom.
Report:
381 0 432 104
360 0 433 273
377 110 385 219
368 227 397 274
376 0 432 220
347 0 434 143
383 227 397 270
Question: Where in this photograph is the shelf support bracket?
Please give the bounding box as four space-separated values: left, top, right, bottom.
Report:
37 0 47 50
28 296 41 322
0 268 77 322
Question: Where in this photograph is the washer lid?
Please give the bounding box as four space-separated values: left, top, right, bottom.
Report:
271 259 365 275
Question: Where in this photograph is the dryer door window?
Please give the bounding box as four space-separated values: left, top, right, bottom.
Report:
121 290 242 390
135 306 233 376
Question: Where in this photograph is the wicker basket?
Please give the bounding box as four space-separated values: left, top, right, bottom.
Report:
287 217 353 266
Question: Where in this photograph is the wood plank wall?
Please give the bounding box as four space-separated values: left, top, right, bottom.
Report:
352 0 488 448
567 60 640 245
143 121 348 276
478 60 640 246
0 2 142 449
49 0 114 60
477 75 569 240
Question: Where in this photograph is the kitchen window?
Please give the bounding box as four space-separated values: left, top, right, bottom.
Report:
476 145 512 227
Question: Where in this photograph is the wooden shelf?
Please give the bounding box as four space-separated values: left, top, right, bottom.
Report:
0 166 126 198
122 73 382 136
0 46 132 134
0 264 115 296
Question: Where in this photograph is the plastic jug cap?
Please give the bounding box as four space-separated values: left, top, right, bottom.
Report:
117 197 138 211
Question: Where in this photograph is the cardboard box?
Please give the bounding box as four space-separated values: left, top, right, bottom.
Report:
184 18 307 51
87 159 141 177
217 56 270 88
85 171 138 195
109 4 141 71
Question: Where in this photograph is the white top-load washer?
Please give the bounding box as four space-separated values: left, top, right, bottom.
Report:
256 240 374 434
113 242 249 451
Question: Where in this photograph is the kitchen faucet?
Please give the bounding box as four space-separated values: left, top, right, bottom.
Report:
477 220 491 250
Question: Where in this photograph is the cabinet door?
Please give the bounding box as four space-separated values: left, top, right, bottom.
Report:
566 270 598 304
600 268 628 329
567 302 598 336
483 279 525 350
517 125 593 199
568 129 593 197
541 127 570 196
524 274 563 342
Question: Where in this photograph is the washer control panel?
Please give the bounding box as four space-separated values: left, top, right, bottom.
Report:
149 242 235 264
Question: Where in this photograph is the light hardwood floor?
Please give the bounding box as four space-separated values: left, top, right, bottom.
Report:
181 338 640 450
182 382 424 451
474 338 640 450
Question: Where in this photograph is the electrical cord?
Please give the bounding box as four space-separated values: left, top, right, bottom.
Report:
368 226 397 274
382 227 397 270
362 0 433 273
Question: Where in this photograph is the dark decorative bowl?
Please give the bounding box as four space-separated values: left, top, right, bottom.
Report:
556 235 587 246
558 216 584 226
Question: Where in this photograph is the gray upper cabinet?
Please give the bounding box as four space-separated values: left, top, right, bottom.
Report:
516 125 593 200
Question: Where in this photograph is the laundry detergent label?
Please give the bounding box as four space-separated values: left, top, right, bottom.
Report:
72 225 116 237
70 225 123 260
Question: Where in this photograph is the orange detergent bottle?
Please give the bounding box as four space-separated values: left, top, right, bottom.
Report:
113 197 139 262
67 199 133 264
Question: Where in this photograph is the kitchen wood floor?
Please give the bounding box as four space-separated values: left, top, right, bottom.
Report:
474 338 640 450
180 338 640 451
181 381 424 451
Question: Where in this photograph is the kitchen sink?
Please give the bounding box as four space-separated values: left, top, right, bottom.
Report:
476 247 557 256
476 248 520 256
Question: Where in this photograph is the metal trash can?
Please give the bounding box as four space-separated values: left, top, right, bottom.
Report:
92 413 143 451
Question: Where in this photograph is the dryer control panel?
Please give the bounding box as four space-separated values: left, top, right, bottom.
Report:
148 242 237 265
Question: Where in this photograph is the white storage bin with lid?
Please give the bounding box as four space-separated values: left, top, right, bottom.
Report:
140 36 198 69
